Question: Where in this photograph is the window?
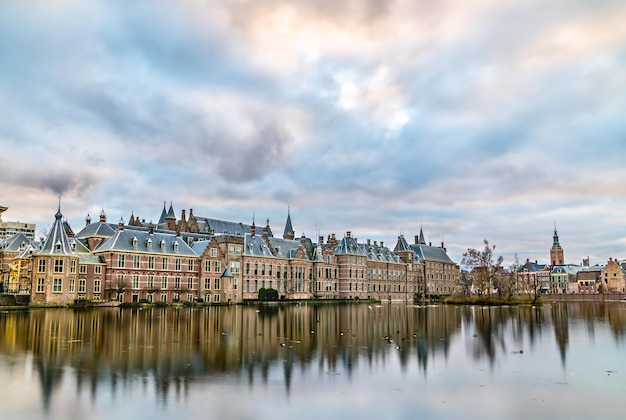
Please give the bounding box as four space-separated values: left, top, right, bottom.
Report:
205 278 211 290
254 263 258 275
69 260 76 273
187 294 193 302
228 246 234 255
175 277 181 289
269 265 273 276
246 280 250 292
94 280 101 294
95 266 102 275
79 264 87 274
53 278 62 293
246 263 250 275
79 279 86 293
277 265 281 279
147 276 154 289
132 275 139 289
205 260 211 272
37 278 45 293
230 261 240 274
54 259 64 273
213 294 220 303
215 261 221 273
175 258 181 271
173 242 179 251
233 278 238 290
161 276 168 289
214 278 220 290
188 260 194 271
235 246 241 255
148 256 155 269
161 294 167 302
117 254 125 268
133 255 140 269
162 258 168 270
188 277 193 289
210 248 217 258
262 264 266 276
38 259 46 273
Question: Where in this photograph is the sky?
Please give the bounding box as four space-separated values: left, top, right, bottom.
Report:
1 0 625 266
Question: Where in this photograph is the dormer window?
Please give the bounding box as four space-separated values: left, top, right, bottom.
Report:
132 237 138 248
146 238 152 249
160 240 166 250
55 241 61 252
173 242 179 251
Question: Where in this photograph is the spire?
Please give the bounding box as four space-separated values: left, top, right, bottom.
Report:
158 201 168 225
418 226 426 244
251 212 256 237
166 202 175 219
283 207 294 240
552 224 561 249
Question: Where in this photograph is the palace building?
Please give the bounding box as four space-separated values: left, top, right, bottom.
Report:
1 203 460 305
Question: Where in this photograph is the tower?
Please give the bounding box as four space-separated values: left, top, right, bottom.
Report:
550 225 564 266
283 207 294 240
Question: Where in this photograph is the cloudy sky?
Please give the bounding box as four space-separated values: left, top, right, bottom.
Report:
1 0 625 266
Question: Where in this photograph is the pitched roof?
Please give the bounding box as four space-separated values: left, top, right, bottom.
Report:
0 233 34 252
410 243 456 264
36 207 74 256
158 202 168 224
94 229 197 256
76 222 116 239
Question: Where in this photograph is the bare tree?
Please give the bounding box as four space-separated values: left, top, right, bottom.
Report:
462 240 504 295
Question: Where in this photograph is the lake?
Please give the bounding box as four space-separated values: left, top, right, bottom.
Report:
1 302 625 419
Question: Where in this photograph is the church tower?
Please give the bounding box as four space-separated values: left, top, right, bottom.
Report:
550 225 564 266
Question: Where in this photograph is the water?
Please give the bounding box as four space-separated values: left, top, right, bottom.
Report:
1 302 625 419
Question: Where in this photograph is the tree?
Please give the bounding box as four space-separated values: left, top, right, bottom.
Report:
258 288 278 301
462 240 504 295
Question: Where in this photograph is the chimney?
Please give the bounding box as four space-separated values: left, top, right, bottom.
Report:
374 241 378 246
415 235 419 244
381 241 384 248
251 223 256 237
85 214 91 226
367 239 371 245
429 242 432 246
148 224 154 235
99 209 106 223
189 208 194 217
319 236 324 245
117 217 124 231
346 231 351 238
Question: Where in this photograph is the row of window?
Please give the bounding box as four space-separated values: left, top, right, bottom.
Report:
35 278 101 294
116 255 194 271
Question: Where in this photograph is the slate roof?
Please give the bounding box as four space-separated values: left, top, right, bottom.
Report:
0 233 34 252
362 243 403 263
518 260 548 273
244 234 275 257
37 207 74 256
75 222 116 239
94 229 197 256
410 243 456 264
334 236 367 256
195 217 253 237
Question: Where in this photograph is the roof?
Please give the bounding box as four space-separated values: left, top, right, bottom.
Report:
93 229 197 256
158 202 168 224
334 235 367 256
195 216 253 237
410 243 456 264
283 210 294 238
76 222 116 239
362 242 403 263
36 207 74 256
0 233 34 252
518 260 548 273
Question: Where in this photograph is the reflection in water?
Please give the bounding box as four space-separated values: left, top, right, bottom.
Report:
1 302 626 418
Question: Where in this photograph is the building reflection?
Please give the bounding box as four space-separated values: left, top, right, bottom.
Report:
0 302 625 410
